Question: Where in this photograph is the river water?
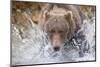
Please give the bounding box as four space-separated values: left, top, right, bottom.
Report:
11 13 95 65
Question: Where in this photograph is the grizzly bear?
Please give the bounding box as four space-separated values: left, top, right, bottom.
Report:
38 4 82 51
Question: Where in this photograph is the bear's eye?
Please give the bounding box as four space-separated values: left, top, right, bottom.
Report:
50 30 55 33
59 30 63 33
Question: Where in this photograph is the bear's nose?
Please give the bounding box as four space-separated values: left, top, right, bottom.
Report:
54 47 60 51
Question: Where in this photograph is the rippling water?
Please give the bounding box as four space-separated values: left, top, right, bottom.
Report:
12 13 95 65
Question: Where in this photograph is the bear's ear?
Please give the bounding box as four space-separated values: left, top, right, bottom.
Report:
64 11 73 21
45 12 51 21
39 4 52 24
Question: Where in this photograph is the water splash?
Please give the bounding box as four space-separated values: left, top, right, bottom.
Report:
12 12 95 65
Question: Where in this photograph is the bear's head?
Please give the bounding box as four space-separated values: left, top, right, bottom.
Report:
38 4 81 51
